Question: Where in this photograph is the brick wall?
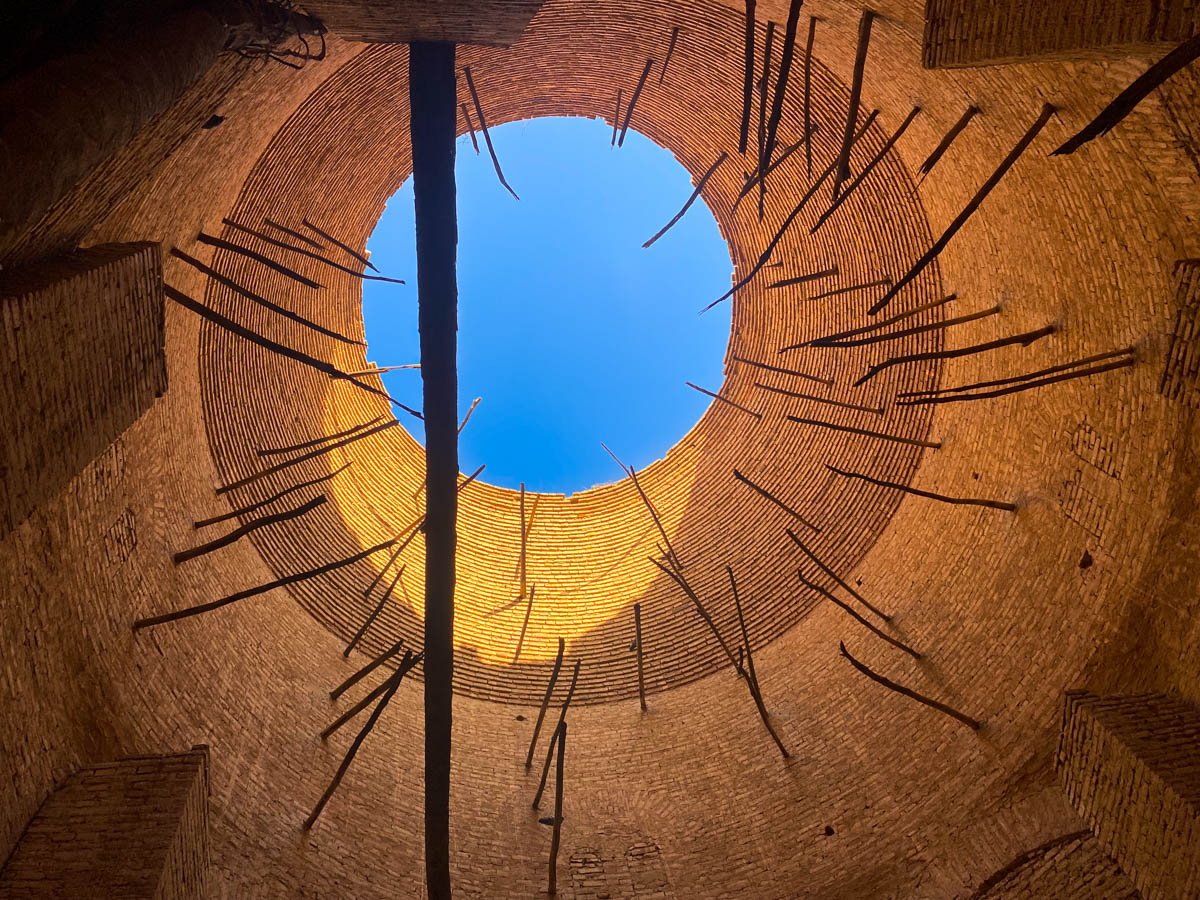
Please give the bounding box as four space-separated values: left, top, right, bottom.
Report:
970 830 1140 898
0 748 209 899
923 0 1200 68
0 243 166 541
302 0 546 46
1057 692 1200 898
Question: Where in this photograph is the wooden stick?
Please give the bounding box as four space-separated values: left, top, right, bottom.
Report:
304 660 405 830
915 105 980 187
732 137 806 213
196 231 321 288
797 571 920 659
134 538 396 630
738 0 756 155
899 347 1134 398
832 11 876 197
899 356 1135 406
221 218 405 283
331 638 406 700
728 567 789 757
602 443 683 571
634 603 647 711
785 527 891 622
801 294 956 347
463 65 519 200
659 27 681 83
258 417 384 456
813 304 1001 349
731 354 833 387
853 324 1055 387
513 584 536 664
534 661 580 808
196 463 348 529
761 0 804 186
263 217 325 250
686 381 761 420
165 284 420 418
343 567 403 658
322 651 420 740
650 558 741 670
767 265 838 290
169 248 360 346
611 89 622 146
756 20 776 220
802 16 816 178
753 381 884 416
733 468 820 531
826 463 1016 511
174 495 325 564
787 415 941 449
810 278 892 302
526 638 565 767
217 419 399 495
344 365 420 377
1053 32 1200 155
811 106 921 234
301 217 380 272
701 110 879 313
643 152 728 248
870 103 1055 315
412 403 481 499
547 720 567 895
618 58 656 148
840 641 981 730
460 102 480 154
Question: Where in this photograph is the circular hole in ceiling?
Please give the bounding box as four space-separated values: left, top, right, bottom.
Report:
362 115 733 494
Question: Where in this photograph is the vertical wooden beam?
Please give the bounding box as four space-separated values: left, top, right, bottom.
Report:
534 661 581 808
526 638 565 768
410 40 458 900
547 720 567 895
634 603 647 711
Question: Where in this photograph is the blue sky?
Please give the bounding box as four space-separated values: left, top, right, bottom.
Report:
362 116 732 494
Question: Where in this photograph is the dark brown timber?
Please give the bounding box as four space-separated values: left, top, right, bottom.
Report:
802 16 816 177
732 137 806 212
767 265 838 289
644 153 728 248
756 20 776 220
513 584 536 664
618 58 656 148
534 661 580 808
753 382 883 415
634 604 647 710
686 381 761 420
220 218 404 283
812 304 1001 349
728 567 789 757
785 528 891 622
602 442 683 571
870 103 1055 315
301 217 380 272
739 0 757 154
263 217 324 250
196 231 321 288
899 347 1135 398
195 463 349 529
826 463 1017 510
733 468 820 531
798 571 920 658
460 102 480 153
853 324 1055 386
840 641 982 729
257 417 384 456
547 720 567 894
732 354 832 386
915 105 980 186
802 294 956 346
832 10 875 197
526 637 566 768
611 89 622 146
659 27 681 83
330 638 407 700
463 64 519 201
322 650 421 740
650 558 741 669
898 356 1135 405
810 278 892 302
343 569 401 658
761 0 805 185
786 415 941 449
174 495 325 564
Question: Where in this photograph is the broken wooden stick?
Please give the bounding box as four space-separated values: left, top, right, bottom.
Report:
526 637 565 768
840 641 981 729
195 463 349 529
330 638 406 700
813 304 1001 349
756 20 776 220
643 152 728 248
258 417 384 456
343 566 403 658
810 277 892 303
739 0 756 154
686 381 761 420
733 468 820 531
853 324 1055 386
915 105 980 188
899 355 1135 405
134 538 397 631
263 217 324 250
513 584 536 664
812 106 921 234
547 719 567 895
832 10 876 197
460 102 480 154
174 494 326 564
322 650 421 740
728 567 789 757
786 415 941 449
802 294 956 347
785 527 891 622
899 347 1134 399
659 27 681 83
217 419 399 495
220 219 404 283
802 16 817 177
1053 32 1200 155
825 463 1016 511
870 103 1055 315
701 110 880 313
650 558 741 670
798 571 920 659
534 660 580 808
196 231 321 288
634 603 647 711
169 248 360 345
767 265 838 290
761 0 804 183
301 217 380 272
753 382 884 416
618 58 656 147
463 65 519 200
344 365 420 377
732 354 833 387
304 661 405 830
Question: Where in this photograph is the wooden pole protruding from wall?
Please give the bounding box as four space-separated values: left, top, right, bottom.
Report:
798 571 920 659
526 637 566 768
534 660 580 809
650 558 741 671
634 603 647 711
173 494 326 564
602 442 683 571
194 463 350 529
831 10 876 197
513 584 536 664
738 0 756 154
330 638 407 701
852 324 1055 387
618 58 656 147
787 415 942 449
463 65 519 201
728 567 789 758
547 719 567 896
345 564 405 658
257 418 384 456
322 651 421 740
825 464 1018 511
839 641 982 730
734 468 820 531
785 528 891 622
